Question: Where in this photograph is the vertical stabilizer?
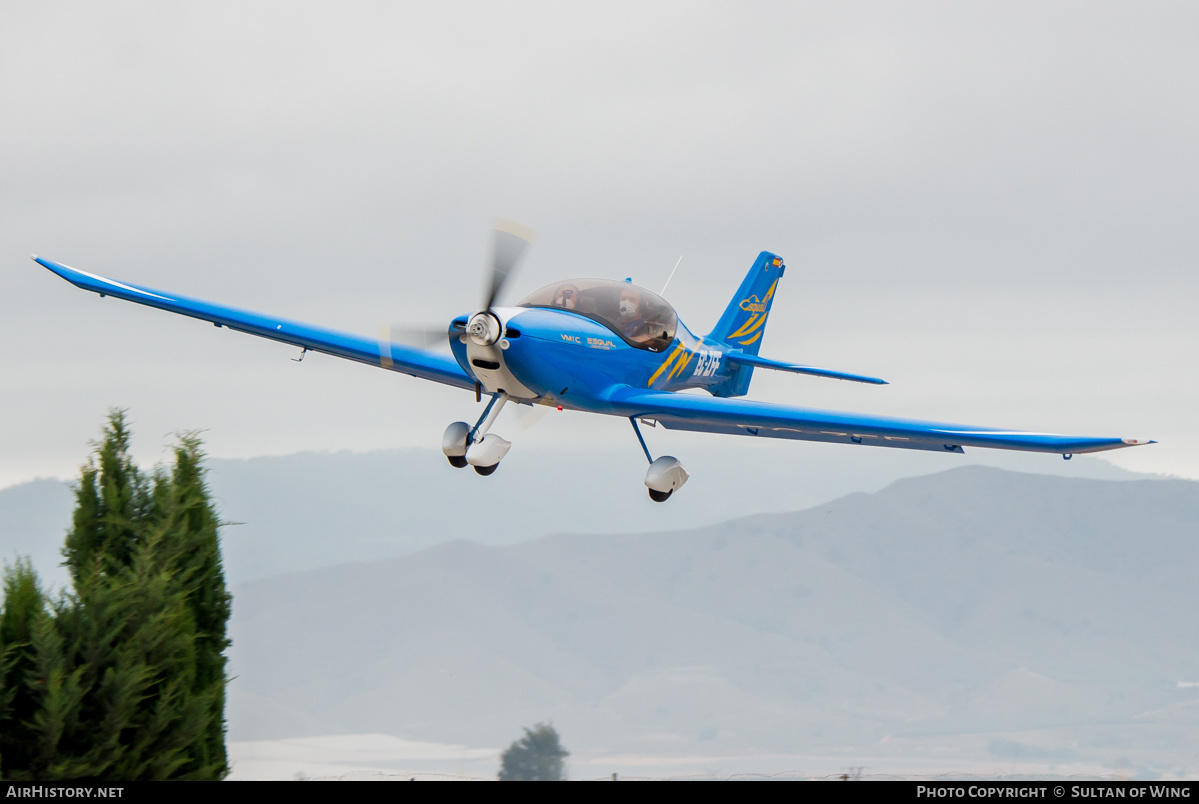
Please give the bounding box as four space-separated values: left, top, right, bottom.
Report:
707 251 785 355
706 251 784 397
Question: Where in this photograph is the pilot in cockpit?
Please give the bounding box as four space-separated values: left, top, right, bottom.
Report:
552 284 579 310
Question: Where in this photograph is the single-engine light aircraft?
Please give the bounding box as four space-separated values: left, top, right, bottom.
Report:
33 221 1151 501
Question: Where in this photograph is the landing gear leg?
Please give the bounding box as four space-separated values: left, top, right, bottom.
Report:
630 418 689 502
466 392 511 475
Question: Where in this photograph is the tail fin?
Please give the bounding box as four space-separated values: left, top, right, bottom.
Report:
705 251 785 398
707 251 785 355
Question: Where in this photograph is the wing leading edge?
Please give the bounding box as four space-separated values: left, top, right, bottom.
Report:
33 256 474 391
602 386 1151 455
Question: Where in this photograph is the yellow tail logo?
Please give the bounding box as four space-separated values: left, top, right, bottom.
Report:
738 295 767 314
726 279 778 345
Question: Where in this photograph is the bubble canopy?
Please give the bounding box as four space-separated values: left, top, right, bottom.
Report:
517 279 679 352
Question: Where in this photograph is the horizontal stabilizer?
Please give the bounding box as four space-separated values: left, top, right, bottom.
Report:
723 351 887 385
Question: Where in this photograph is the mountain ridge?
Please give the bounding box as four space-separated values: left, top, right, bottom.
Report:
225 465 1198 776
2 445 1157 587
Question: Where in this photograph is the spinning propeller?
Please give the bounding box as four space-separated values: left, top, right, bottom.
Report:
465 218 536 347
382 218 536 352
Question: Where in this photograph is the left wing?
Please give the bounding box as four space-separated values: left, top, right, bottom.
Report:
33 256 475 391
602 386 1150 455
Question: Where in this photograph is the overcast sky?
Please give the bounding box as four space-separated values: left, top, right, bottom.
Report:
3 1 1196 489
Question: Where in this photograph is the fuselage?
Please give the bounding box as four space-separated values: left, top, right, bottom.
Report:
448 279 739 410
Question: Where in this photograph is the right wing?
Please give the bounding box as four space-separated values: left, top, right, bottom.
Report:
602 386 1151 455
34 256 475 391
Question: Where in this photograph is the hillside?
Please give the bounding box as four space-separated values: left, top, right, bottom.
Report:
0 444 1144 587
225 466 1199 776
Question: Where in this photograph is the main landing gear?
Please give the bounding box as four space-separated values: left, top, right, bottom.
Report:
630 418 689 503
442 400 689 500
443 392 512 475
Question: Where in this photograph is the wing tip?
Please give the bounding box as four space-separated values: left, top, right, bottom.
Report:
31 255 71 277
1121 438 1156 447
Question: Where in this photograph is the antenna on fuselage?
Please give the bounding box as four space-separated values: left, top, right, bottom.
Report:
659 254 683 296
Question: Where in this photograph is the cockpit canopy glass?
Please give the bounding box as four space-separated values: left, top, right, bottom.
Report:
518 279 678 352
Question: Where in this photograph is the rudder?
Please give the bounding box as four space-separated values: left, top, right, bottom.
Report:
707 251 785 356
705 251 785 397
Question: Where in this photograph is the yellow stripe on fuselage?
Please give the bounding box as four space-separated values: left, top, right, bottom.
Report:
647 344 685 386
667 349 694 381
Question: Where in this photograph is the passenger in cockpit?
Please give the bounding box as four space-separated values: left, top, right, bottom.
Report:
618 286 652 344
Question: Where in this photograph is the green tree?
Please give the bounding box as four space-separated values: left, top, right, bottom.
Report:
0 558 47 777
0 410 231 780
154 433 231 775
498 722 569 781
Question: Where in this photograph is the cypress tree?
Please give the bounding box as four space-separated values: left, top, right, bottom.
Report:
63 410 147 582
0 559 47 777
0 410 230 780
26 533 212 780
154 434 230 777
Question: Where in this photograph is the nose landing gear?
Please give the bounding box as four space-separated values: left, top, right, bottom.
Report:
466 434 511 474
443 421 471 468
442 392 511 475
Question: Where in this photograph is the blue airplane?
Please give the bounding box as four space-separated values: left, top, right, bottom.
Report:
32 221 1151 501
